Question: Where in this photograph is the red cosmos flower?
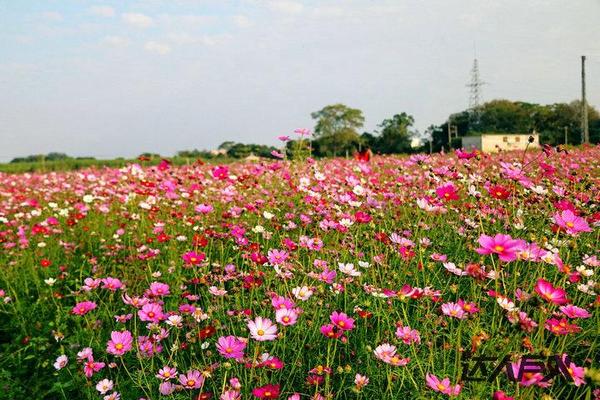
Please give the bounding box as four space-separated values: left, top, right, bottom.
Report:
488 184 511 200
243 274 264 289
354 211 372 223
198 325 216 340
544 317 581 335
40 258 52 268
252 384 280 399
192 234 209 247
374 232 390 244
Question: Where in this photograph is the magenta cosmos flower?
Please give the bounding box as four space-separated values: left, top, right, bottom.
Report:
106 330 133 356
436 183 459 201
535 279 569 305
559 305 591 319
247 316 278 341
216 336 247 359
252 383 280 399
330 311 355 331
476 233 525 262
553 210 592 236
182 251 205 265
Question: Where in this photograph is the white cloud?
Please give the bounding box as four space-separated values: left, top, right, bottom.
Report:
144 41 171 55
102 36 130 48
232 15 253 28
267 0 304 14
90 6 115 18
312 6 346 18
167 33 229 47
122 13 154 28
158 14 218 27
42 11 63 22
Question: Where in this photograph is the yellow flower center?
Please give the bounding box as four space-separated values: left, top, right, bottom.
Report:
437 383 447 391
494 245 504 252
115 343 123 350
257 329 264 336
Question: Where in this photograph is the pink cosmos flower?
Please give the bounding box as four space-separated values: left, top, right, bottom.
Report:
159 382 175 395
221 390 241 400
156 366 177 381
271 295 295 310
507 362 550 387
275 308 299 326
457 299 479 314
106 330 133 356
101 277 123 291
53 355 68 370
425 373 461 396
373 343 410 366
248 316 278 341
561 354 585 386
354 373 369 389
559 305 591 319
320 324 342 339
195 203 213 214
83 356 105 378
149 282 170 297
493 391 514 400
441 302 466 319
535 279 569 305
395 326 421 345
179 370 204 389
330 311 355 331
553 209 592 236
476 233 525 262
138 302 165 323
267 249 289 265
216 336 247 359
72 300 97 315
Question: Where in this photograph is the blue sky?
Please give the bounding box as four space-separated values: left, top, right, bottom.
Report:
1 0 600 161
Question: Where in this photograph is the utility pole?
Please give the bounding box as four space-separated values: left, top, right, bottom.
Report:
581 55 589 144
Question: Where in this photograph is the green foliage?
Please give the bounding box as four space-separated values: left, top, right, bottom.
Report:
430 99 600 151
311 104 365 156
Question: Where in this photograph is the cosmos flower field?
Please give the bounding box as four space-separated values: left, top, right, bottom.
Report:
0 146 598 400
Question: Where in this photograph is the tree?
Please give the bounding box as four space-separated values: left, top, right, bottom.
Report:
311 104 364 156
373 113 414 154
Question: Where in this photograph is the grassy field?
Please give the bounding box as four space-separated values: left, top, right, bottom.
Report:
0 147 598 399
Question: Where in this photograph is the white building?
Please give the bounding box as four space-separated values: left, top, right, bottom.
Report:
462 133 539 152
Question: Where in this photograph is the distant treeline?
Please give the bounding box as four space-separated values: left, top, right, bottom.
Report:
10 152 96 163
7 98 600 169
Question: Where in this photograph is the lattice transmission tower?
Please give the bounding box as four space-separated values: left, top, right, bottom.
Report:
466 58 485 128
